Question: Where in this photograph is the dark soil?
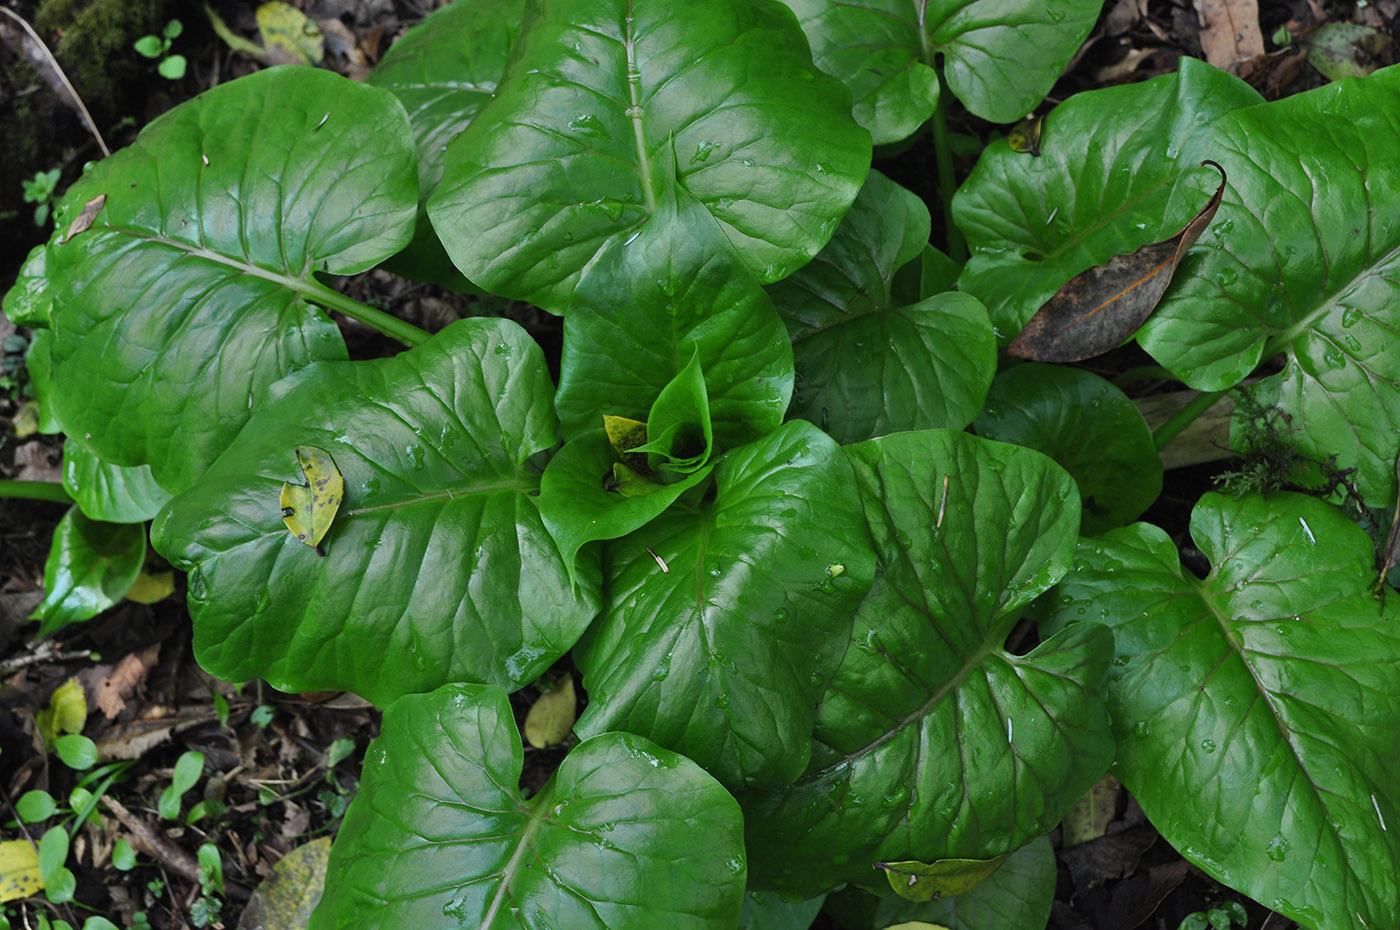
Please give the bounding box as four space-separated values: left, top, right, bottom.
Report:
1 0 1395 927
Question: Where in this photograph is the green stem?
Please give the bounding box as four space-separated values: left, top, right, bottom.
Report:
1113 365 1176 389
930 67 966 264
0 480 74 503
1153 388 1231 452
305 279 430 348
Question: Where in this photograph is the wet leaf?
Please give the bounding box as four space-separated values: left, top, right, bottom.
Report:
523 672 576 749
877 855 1007 903
0 839 41 902
1377 450 1400 594
280 446 344 556
257 1 324 66
1008 160 1226 362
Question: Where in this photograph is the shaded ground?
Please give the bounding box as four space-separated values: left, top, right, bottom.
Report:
1 0 1396 927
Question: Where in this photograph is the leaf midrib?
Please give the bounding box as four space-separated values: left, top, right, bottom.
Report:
479 782 554 929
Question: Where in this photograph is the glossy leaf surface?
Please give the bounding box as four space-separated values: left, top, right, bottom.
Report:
554 183 794 446
1140 65 1400 505
575 421 875 789
365 0 524 286
1046 493 1400 930
742 431 1113 896
781 0 1102 141
30 66 418 492
62 437 172 524
152 319 599 706
825 837 1055 930
428 0 870 309
955 59 1261 341
771 170 995 443
973 364 1160 535
311 684 746 930
738 891 826 930
31 507 146 636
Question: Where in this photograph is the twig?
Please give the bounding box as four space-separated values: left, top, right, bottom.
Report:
0 8 110 157
101 796 251 902
0 642 92 677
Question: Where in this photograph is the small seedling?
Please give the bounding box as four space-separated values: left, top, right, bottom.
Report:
133 19 187 80
21 168 60 226
1178 901 1249 930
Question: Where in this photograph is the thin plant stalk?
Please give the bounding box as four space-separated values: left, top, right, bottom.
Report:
1153 388 1232 452
930 67 966 263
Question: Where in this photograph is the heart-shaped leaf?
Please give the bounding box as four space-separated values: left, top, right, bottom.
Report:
309 684 747 930
151 319 599 705
428 0 870 309
62 437 172 524
31 507 146 636
769 170 995 442
780 0 1102 142
1139 65 1400 506
1045 492 1400 930
575 420 875 789
973 363 1160 535
24 66 419 493
365 0 525 286
955 58 1262 341
741 430 1113 896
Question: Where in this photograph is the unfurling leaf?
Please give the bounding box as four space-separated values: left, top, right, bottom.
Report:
1008 160 1227 362
280 446 343 556
876 854 1008 903
524 672 577 748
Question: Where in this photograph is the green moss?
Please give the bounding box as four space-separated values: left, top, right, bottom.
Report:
34 0 170 121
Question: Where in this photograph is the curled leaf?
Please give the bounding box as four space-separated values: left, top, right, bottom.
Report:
279 446 343 556
876 854 1008 903
1008 160 1227 362
61 194 105 243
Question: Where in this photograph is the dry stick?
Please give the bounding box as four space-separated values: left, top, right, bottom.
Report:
0 8 110 157
101 796 251 902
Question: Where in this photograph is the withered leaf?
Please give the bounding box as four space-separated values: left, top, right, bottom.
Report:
62 194 106 243
1008 160 1227 363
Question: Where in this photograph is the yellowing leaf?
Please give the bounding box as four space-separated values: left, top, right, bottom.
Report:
238 836 331 930
0 838 42 902
876 853 1008 903
256 1 324 66
1007 114 1043 156
36 677 87 750
524 673 576 749
281 446 343 556
125 569 175 604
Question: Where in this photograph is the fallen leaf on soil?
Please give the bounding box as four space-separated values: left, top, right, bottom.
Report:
1062 773 1122 846
91 645 160 719
1192 0 1264 69
257 1 325 66
1298 23 1394 81
1008 160 1227 363
0 839 41 902
235 837 330 930
124 570 175 605
13 441 60 483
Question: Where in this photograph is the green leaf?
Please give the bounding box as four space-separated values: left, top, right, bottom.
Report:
62 437 172 524
309 684 747 930
973 363 1161 535
37 827 75 903
553 179 794 446
33 66 418 492
876 855 1007 903
157 55 187 81
111 839 136 871
738 891 826 930
742 431 1113 896
1045 492 1400 930
575 420 876 788
428 0 870 309
3 244 52 327
955 58 1262 342
54 735 97 771
634 348 715 477
770 170 995 443
16 790 57 823
1139 65 1400 507
152 319 600 705
365 0 524 287
781 0 1102 141
30 507 146 636
25 330 62 435
159 751 204 820
133 34 165 58
825 836 1056 930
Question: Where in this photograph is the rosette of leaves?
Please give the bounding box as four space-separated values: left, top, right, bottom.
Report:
742 430 1114 896
1046 492 1400 930
153 319 599 705
4 66 421 494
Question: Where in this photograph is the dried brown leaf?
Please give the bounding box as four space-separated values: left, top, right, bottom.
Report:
1193 0 1265 69
1008 160 1227 363
92 645 160 720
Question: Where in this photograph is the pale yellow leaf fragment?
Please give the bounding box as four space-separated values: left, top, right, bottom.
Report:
524 673 577 749
0 839 42 902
